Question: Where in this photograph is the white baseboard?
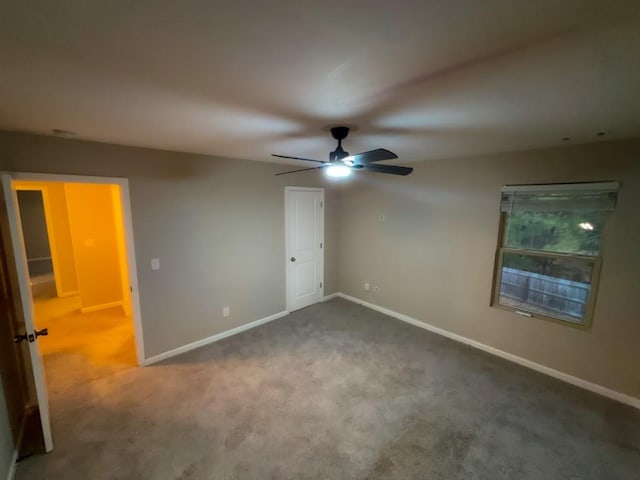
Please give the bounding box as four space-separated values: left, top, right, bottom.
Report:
143 310 289 366
5 449 17 480
80 300 123 314
334 292 640 410
58 289 79 298
322 292 339 302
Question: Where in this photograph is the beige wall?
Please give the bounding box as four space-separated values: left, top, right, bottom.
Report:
3 131 636 400
13 181 79 295
65 183 126 311
338 139 640 399
0 131 340 358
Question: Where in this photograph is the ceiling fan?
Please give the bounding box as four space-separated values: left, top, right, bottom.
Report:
273 127 413 177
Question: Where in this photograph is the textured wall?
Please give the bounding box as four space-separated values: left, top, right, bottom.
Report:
0 131 339 358
337 139 640 399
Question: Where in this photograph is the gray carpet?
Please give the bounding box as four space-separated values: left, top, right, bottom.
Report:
15 299 640 479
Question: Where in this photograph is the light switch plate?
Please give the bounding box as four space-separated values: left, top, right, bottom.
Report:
151 258 160 270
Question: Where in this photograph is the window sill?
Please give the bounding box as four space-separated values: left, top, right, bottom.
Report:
490 302 592 330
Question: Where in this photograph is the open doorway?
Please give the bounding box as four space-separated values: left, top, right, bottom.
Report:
1 172 144 452
15 180 138 388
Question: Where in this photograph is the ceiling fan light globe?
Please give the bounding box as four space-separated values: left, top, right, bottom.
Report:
326 165 351 178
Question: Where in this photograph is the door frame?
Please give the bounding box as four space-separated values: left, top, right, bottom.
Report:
3 172 146 365
284 186 324 312
12 184 79 298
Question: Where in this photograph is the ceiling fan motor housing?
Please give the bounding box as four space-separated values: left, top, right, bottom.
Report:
330 126 350 141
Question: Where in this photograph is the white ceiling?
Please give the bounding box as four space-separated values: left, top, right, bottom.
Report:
1 0 639 165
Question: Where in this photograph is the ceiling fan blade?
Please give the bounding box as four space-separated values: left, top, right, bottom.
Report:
272 154 326 164
275 165 327 176
346 148 398 165
362 163 413 176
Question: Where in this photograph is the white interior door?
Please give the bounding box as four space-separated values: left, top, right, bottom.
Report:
286 187 324 312
1 173 53 452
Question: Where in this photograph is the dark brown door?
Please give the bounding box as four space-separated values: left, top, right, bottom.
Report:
0 207 45 457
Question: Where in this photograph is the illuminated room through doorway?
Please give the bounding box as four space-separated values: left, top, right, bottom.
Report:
14 179 137 414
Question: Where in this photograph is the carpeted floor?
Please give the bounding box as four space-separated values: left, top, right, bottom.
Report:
15 298 640 479
33 295 136 393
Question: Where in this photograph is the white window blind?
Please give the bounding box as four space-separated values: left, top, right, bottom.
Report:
500 182 619 213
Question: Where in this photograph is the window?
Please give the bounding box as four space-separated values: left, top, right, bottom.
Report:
492 182 619 327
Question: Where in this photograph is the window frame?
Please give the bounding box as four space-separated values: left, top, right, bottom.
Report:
489 182 617 329
491 241 603 329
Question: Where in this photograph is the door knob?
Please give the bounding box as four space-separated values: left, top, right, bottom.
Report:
35 328 49 338
13 328 48 344
290 257 296 262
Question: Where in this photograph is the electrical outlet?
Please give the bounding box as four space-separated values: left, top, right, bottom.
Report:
223 306 230 317
364 283 370 291
373 286 380 292
151 258 160 270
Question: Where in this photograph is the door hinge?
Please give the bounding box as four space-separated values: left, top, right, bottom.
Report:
320 282 323 288
320 201 323 208
320 242 323 248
